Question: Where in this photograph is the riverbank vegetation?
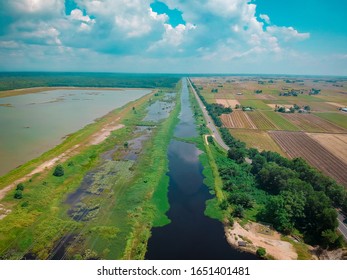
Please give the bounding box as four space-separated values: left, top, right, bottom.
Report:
189 79 347 255
0 82 181 260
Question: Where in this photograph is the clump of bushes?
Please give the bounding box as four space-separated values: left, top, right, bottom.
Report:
14 183 24 199
53 164 64 177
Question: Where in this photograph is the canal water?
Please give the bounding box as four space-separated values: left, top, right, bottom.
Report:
146 79 256 260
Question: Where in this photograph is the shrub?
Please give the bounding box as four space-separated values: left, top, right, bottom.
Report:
53 164 64 177
256 247 266 258
16 183 24 191
14 190 23 199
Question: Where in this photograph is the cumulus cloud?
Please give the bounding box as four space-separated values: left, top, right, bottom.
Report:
0 0 312 71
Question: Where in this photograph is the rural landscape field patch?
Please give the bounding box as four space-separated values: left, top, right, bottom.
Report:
221 111 257 129
269 131 347 187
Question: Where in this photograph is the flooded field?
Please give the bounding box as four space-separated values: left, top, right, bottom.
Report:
0 88 150 176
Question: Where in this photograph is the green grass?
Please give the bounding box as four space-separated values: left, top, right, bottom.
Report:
314 112 347 129
0 84 181 260
262 111 300 131
239 100 272 110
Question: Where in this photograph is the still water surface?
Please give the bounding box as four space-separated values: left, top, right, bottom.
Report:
0 88 149 176
146 79 256 259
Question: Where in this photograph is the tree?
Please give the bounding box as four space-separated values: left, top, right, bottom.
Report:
53 164 64 177
123 142 129 149
228 147 246 164
259 196 293 234
207 136 214 144
233 205 245 218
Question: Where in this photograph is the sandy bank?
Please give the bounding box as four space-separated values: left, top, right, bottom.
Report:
225 221 298 260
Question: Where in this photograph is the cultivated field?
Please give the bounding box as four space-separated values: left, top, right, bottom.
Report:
247 111 278 130
314 112 347 130
307 133 347 164
262 111 300 131
230 129 285 156
284 114 346 133
221 111 257 129
215 99 240 108
269 131 347 187
193 76 347 187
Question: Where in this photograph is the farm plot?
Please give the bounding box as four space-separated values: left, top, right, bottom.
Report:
247 111 279 130
262 111 300 131
215 98 240 108
284 114 346 133
269 131 347 187
314 112 347 130
230 129 286 156
307 133 347 164
221 111 257 129
326 102 347 108
239 100 272 110
215 99 230 107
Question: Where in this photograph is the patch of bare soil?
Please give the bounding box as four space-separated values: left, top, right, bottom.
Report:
225 221 298 260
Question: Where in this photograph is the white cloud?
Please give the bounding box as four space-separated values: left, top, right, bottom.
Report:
267 26 310 42
10 0 64 16
260 14 270 24
70 9 95 24
0 0 318 73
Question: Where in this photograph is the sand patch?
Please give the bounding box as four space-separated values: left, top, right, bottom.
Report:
226 221 298 260
90 124 125 145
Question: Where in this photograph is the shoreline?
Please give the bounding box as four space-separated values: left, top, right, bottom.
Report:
0 86 149 99
0 92 153 199
224 221 300 260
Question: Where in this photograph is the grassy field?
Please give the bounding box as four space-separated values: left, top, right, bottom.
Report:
239 100 272 110
230 129 286 156
314 112 347 129
0 84 181 260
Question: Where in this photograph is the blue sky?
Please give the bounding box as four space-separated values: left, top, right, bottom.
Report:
0 0 346 75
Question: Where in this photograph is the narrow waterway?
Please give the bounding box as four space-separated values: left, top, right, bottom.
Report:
146 79 257 260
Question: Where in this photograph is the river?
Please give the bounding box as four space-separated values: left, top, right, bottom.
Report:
146 79 256 260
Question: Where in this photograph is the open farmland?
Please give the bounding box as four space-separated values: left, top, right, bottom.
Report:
262 111 300 131
284 114 346 133
269 131 347 187
230 129 286 156
221 111 257 129
239 99 271 110
216 99 241 108
247 111 278 130
307 133 347 164
215 98 230 107
314 112 347 130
